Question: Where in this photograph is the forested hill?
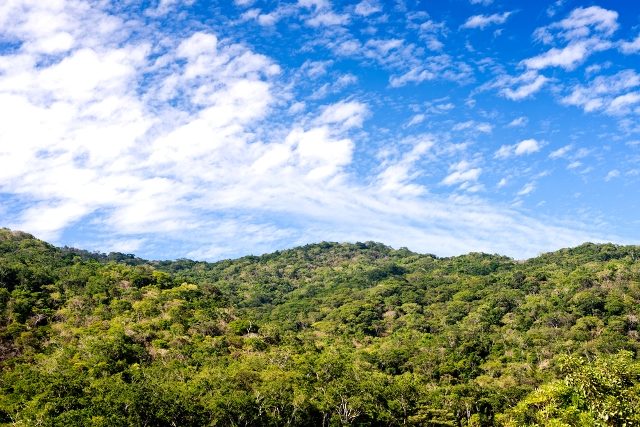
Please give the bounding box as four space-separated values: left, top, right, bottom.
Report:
1 228 640 426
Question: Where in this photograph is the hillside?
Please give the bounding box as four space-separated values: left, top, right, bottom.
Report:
1 228 639 426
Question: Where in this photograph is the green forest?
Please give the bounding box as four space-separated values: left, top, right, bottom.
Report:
1 228 639 426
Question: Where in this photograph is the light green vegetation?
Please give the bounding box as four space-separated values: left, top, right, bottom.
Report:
1 229 639 426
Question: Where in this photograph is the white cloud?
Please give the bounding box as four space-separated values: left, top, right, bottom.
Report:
562 69 640 115
585 62 611 76
0 3 282 238
146 0 195 17
461 12 512 30
298 0 330 10
104 238 147 254
432 102 455 113
535 6 618 44
354 0 381 16
495 139 541 158
549 144 572 159
567 161 582 170
485 70 549 101
377 137 433 195
494 145 512 159
477 123 493 133
316 100 368 129
515 139 541 155
309 73 357 100
390 67 435 87
306 11 349 27
522 39 610 71
300 59 333 78
556 6 618 39
286 127 354 180
366 38 403 56
241 8 288 27
452 120 492 133
417 19 447 51
334 39 361 56
546 0 566 18
0 0 614 261
505 75 548 100
405 114 425 127
620 35 640 54
332 37 414 68
324 32 472 89
517 182 536 196
425 36 444 51
470 0 493 5
26 31 75 54
604 169 620 181
17 201 92 241
523 42 583 70
523 6 618 71
442 160 482 186
607 92 640 115
389 55 472 87
240 2 341 27
507 116 528 127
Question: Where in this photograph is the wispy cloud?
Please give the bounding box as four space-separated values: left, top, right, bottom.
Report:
441 160 482 186
524 6 618 70
0 0 628 260
620 34 640 54
507 116 528 127
605 169 620 181
517 182 536 196
461 12 512 30
495 139 542 158
562 69 640 115
481 70 549 100
522 39 611 71
376 137 433 195
549 144 572 159
354 0 382 17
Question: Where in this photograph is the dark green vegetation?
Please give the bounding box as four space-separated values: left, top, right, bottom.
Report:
1 228 640 426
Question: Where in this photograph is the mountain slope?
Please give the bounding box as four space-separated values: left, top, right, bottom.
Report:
1 228 639 426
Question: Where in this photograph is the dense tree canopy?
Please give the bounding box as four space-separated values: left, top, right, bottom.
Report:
0 228 639 426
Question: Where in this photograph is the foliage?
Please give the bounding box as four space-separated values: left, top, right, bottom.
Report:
0 228 639 425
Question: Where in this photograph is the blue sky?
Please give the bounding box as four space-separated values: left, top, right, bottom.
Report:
1 0 639 260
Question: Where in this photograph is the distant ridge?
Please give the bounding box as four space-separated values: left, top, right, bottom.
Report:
1 227 637 265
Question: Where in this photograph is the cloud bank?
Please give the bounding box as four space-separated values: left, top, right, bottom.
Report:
0 1 631 260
